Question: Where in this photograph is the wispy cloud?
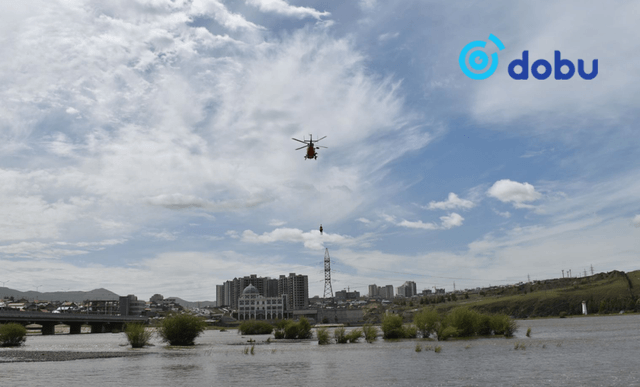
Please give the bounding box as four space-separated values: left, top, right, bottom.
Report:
241 227 370 250
247 0 330 20
425 193 475 211
395 213 464 231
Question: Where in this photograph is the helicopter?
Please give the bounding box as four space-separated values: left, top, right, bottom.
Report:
292 134 327 160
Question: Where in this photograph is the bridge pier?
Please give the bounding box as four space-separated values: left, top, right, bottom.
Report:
90 323 106 333
112 322 125 333
41 323 56 335
69 323 83 334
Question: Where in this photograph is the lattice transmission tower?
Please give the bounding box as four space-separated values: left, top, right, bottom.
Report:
323 248 333 302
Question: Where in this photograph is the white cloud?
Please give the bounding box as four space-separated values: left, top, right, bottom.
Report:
378 32 399 42
145 231 179 241
494 209 511 218
241 227 362 250
633 215 640 228
190 0 264 31
426 192 475 210
397 219 438 230
440 213 464 229
356 217 371 224
225 230 240 239
395 213 464 230
487 179 541 208
246 0 330 20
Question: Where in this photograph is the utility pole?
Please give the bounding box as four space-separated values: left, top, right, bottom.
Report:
591 265 594 275
528 274 531 283
562 270 564 278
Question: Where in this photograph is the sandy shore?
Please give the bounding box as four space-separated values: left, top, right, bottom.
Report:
0 350 149 363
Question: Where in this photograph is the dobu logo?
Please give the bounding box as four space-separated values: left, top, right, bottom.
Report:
460 34 599 81
459 34 505 80
508 51 598 80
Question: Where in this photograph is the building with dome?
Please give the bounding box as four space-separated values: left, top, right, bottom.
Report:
217 273 309 313
237 284 286 320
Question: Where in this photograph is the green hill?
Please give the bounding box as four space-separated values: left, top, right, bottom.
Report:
433 270 640 318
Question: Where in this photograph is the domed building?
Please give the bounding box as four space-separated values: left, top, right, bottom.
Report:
237 284 286 320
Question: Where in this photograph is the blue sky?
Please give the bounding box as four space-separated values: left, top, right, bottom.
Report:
1 0 639 301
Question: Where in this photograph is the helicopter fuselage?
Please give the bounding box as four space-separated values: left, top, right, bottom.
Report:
306 143 317 159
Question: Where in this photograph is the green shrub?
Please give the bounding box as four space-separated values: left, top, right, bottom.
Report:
125 323 152 348
526 327 532 338
284 322 299 339
296 317 313 339
436 325 458 341
274 318 313 340
334 327 348 343
0 323 27 347
403 324 418 338
559 311 568 318
414 308 440 338
346 328 363 343
491 314 517 337
415 343 422 352
381 314 405 339
362 324 378 343
475 314 492 336
238 320 274 335
317 327 330 345
445 308 478 338
158 313 207 346
274 319 291 339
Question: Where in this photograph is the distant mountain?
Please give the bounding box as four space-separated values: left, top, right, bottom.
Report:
168 297 216 309
0 287 121 303
0 286 216 307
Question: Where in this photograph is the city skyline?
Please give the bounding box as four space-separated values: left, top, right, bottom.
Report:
1 1 639 301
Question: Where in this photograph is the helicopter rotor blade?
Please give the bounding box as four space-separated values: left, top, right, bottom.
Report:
315 136 327 142
316 146 328 149
295 145 307 150
292 138 308 144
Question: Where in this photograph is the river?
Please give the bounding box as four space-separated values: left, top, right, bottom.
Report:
2 314 639 386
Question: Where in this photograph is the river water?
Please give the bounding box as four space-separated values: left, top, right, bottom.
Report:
2 314 640 386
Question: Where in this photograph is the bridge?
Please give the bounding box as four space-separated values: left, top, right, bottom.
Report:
0 311 148 335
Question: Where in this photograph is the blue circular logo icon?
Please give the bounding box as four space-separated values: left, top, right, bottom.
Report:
459 34 505 80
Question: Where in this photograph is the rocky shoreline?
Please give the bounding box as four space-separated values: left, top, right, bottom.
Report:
0 350 149 363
